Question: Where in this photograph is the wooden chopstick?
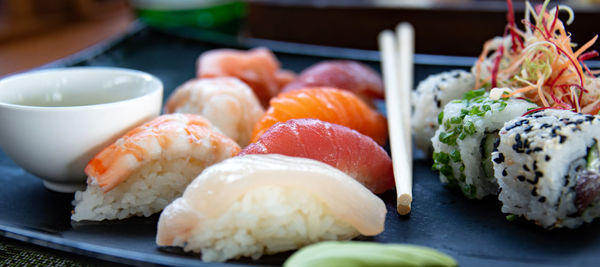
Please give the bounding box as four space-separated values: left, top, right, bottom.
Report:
378 23 414 215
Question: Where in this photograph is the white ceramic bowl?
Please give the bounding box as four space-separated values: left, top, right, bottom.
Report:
0 67 163 193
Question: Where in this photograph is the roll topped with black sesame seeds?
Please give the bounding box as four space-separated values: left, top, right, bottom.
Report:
493 109 600 229
431 89 536 199
411 70 475 155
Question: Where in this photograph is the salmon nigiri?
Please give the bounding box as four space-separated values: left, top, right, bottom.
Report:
196 47 295 107
251 87 388 145
241 119 393 193
72 114 241 221
156 154 386 262
281 60 385 106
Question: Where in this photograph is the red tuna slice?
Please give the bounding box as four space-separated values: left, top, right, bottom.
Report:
281 60 384 106
240 118 394 194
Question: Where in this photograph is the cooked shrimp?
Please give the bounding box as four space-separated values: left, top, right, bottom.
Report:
85 113 241 192
164 77 264 147
196 47 296 107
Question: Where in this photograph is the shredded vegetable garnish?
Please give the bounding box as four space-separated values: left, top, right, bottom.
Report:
473 0 600 114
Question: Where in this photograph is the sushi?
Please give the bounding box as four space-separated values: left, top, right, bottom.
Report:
196 47 295 107
156 154 387 262
71 114 241 221
411 70 475 155
281 60 384 106
493 109 600 228
164 77 264 147
251 87 388 145
240 118 394 193
431 89 536 199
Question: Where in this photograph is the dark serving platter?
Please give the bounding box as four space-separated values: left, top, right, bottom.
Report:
1 23 600 266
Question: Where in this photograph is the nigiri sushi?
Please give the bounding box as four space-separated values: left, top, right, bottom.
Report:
240 118 393 193
251 87 388 145
196 47 295 107
71 114 241 221
281 60 384 106
164 77 264 147
156 154 387 262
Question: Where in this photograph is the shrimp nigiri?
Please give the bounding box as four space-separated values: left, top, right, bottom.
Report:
164 77 264 147
156 154 387 262
71 114 241 221
196 47 295 107
282 60 385 106
241 119 394 193
251 87 388 145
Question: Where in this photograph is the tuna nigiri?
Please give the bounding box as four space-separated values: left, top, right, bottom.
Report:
156 154 387 262
241 119 393 193
282 60 385 106
71 114 241 221
196 47 295 107
251 87 388 145
164 77 264 147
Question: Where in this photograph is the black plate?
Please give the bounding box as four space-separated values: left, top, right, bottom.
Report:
1 23 600 266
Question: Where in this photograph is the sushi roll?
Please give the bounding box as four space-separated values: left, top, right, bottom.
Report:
411 70 475 154
156 154 387 262
493 109 600 228
71 114 241 221
164 77 264 147
431 89 536 199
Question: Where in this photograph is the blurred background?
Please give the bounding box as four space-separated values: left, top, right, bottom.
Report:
1 0 600 76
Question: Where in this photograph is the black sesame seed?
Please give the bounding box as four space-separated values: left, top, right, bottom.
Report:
531 188 538 196
493 153 505 164
533 160 538 170
533 147 543 153
528 175 539 184
502 169 508 176
545 155 551 161
539 196 546 203
559 135 567 143
452 72 461 78
517 175 526 182
523 165 530 171
523 125 533 132
540 123 552 129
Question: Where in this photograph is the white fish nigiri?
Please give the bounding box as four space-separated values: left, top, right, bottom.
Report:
156 154 387 262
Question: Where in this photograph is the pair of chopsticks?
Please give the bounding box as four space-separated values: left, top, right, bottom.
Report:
378 23 414 215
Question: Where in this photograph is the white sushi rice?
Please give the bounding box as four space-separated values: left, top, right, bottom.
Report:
71 159 206 221
411 70 475 155
172 185 359 262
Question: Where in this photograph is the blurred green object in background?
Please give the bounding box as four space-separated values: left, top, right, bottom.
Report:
130 0 245 28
